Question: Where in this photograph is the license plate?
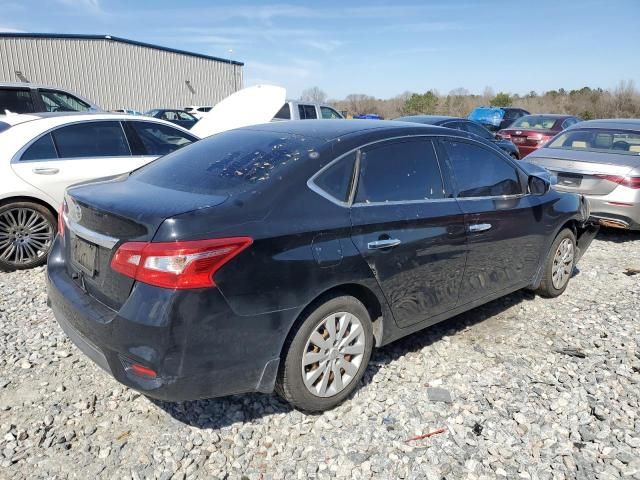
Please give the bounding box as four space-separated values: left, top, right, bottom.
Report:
72 236 97 276
557 173 583 188
512 137 525 144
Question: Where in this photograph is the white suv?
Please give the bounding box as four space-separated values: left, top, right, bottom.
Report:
273 101 344 121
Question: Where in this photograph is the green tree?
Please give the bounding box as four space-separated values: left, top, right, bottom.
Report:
490 92 512 107
402 90 438 115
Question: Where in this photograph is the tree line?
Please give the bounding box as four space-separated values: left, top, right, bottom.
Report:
299 81 640 120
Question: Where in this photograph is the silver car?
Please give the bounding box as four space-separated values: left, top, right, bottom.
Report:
526 119 640 230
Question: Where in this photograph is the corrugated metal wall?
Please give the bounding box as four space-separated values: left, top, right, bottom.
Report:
0 36 243 111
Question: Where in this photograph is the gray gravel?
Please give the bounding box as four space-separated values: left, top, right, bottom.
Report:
1 229 639 480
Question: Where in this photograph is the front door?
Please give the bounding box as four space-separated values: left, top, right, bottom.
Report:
439 138 547 304
349 138 467 328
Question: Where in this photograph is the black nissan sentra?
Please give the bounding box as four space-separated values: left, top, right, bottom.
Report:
47 120 598 412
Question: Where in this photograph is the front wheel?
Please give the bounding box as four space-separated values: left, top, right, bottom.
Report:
0 202 56 271
536 228 576 298
276 295 373 412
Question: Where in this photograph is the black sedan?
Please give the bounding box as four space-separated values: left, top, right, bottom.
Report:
47 120 597 412
145 109 198 129
395 115 522 159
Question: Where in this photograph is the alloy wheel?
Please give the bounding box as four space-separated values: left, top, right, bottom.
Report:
0 207 54 266
551 238 574 289
301 312 366 398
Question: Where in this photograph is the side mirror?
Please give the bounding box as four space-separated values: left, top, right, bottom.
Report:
528 175 550 195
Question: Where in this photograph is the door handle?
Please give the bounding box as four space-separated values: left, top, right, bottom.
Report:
368 238 402 250
32 167 59 175
468 223 492 233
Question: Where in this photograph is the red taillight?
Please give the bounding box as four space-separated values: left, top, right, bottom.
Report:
526 133 552 144
129 363 157 379
110 237 253 289
57 203 65 237
595 174 640 189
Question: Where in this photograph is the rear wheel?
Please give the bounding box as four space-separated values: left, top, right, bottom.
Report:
0 202 56 271
276 295 373 412
536 228 576 298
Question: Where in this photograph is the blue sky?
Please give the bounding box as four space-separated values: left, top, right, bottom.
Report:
1 0 639 99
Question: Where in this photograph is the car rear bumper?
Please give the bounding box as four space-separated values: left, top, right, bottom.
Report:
583 191 640 230
46 236 286 401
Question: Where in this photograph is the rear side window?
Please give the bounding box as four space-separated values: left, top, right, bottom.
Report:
52 121 130 158
313 152 356 203
197 107 212 113
39 90 90 112
443 140 522 197
355 139 444 203
298 104 317 120
274 104 291 120
127 121 196 156
462 121 493 140
21 133 58 161
0 88 34 114
133 129 323 195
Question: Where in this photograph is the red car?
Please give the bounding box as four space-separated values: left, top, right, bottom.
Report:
498 114 581 158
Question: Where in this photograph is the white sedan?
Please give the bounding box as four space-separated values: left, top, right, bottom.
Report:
0 112 198 270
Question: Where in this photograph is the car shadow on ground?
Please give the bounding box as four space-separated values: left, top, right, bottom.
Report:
595 227 640 243
153 289 534 430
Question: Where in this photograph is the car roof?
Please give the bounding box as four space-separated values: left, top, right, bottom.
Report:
569 118 640 131
394 115 460 124
0 81 73 90
243 119 455 141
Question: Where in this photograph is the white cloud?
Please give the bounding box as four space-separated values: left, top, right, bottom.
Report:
58 0 102 14
300 39 343 53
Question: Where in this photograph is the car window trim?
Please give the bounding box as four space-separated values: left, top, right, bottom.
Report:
308 134 453 208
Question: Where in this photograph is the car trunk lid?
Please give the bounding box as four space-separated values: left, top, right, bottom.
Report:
501 128 555 149
526 148 640 195
63 176 228 309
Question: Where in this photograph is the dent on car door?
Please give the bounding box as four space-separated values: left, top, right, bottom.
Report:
439 138 547 303
349 138 467 328
11 121 134 204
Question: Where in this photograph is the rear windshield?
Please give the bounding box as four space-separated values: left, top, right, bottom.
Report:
547 128 640 156
511 115 557 130
468 108 504 125
133 129 323 195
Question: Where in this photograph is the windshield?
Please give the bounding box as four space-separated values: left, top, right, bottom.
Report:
468 107 503 126
511 115 558 130
547 128 640 156
133 129 323 195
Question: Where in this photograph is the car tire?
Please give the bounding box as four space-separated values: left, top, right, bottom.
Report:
0 201 56 271
536 228 576 298
275 295 374 412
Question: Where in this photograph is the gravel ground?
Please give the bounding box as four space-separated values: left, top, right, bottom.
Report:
0 229 639 480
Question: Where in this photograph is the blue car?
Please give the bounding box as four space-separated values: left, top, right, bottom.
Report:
469 106 529 132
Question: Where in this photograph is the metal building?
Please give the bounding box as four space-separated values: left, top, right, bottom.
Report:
0 33 244 111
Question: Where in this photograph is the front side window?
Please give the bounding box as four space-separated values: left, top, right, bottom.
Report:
547 128 640 155
462 121 493 140
21 133 58 161
0 88 34 114
320 107 342 119
52 121 130 158
443 140 522 197
39 90 90 112
298 104 317 120
177 111 196 121
161 111 178 121
127 121 197 156
313 152 356 203
355 139 444 204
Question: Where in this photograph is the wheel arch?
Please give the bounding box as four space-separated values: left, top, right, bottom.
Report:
0 195 58 219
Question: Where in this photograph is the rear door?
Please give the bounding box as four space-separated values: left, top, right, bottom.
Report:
349 137 467 328
439 138 546 303
11 120 135 204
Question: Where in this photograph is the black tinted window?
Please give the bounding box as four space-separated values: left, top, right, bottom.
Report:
0 88 34 114
314 152 356 202
21 133 58 161
273 104 291 120
53 121 130 158
443 140 522 197
463 121 493 140
39 90 90 112
355 140 444 203
127 121 196 156
134 130 322 195
298 104 317 120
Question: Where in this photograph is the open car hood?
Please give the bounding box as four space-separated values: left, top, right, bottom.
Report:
191 84 286 138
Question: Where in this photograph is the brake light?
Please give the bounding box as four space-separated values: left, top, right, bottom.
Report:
111 237 253 289
595 174 640 189
57 203 65 237
526 133 552 144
